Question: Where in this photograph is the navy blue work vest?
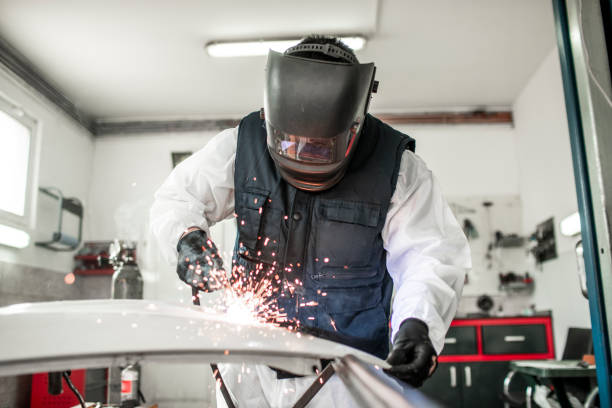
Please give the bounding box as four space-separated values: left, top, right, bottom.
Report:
233 111 415 359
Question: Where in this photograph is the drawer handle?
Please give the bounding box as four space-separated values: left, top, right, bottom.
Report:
464 366 472 387
445 337 457 344
504 335 526 342
450 366 457 388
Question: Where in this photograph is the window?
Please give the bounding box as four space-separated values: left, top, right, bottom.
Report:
0 95 38 246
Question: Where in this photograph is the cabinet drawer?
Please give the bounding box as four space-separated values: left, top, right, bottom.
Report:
420 363 462 407
442 326 478 355
482 324 548 355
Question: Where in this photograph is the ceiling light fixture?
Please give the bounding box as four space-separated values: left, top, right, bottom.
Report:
206 36 366 58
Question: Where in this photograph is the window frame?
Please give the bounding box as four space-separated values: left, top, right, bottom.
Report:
0 94 39 230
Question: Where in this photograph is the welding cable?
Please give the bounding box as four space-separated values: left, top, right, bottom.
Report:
62 371 87 408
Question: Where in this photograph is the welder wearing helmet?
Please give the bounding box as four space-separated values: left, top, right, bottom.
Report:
150 35 471 407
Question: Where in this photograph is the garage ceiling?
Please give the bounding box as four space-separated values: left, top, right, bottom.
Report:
0 0 556 120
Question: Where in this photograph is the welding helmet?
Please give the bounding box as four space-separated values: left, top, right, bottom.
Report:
264 44 377 191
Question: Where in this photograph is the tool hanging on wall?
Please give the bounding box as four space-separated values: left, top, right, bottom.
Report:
462 218 479 240
449 202 479 240
483 201 494 269
529 217 558 264
35 187 83 251
449 202 477 215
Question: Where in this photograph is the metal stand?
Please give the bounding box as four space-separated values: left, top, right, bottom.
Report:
291 364 335 408
211 363 236 408
35 187 83 251
550 379 571 408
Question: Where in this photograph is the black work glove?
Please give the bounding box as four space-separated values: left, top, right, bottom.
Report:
176 229 225 292
385 318 438 387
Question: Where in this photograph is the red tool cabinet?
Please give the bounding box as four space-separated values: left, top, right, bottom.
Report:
421 315 555 407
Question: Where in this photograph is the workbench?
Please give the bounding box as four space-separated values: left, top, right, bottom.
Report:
509 360 597 408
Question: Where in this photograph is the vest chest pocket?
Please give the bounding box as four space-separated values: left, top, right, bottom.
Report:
315 200 382 268
236 190 269 249
236 190 280 263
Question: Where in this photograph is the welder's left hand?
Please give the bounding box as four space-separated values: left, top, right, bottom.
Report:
176 228 225 292
385 318 437 387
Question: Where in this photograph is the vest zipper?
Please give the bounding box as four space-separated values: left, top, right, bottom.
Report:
280 189 297 273
302 195 314 281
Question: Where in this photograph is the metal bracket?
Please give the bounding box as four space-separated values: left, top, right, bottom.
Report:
211 363 236 408
35 187 83 251
291 363 336 408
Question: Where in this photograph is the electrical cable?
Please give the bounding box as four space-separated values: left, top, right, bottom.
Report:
138 389 147 403
62 371 87 408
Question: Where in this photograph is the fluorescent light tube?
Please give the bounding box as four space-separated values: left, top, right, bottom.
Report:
560 212 581 237
0 224 30 248
206 36 366 58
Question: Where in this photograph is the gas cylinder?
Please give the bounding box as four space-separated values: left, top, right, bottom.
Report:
110 240 143 299
119 365 140 408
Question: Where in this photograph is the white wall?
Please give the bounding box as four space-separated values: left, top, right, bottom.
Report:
88 132 216 241
395 123 520 197
0 66 94 273
88 131 238 297
513 47 591 355
394 123 531 313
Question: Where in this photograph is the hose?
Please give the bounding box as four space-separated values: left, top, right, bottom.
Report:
62 371 87 408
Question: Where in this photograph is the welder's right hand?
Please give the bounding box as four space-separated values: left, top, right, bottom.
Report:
176 228 225 292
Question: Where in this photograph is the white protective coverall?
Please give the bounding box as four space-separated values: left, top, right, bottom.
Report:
150 125 471 407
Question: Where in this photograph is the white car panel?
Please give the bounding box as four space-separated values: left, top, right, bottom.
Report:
0 299 389 377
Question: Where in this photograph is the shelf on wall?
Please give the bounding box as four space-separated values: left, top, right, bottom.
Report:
499 280 535 295
74 268 114 276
